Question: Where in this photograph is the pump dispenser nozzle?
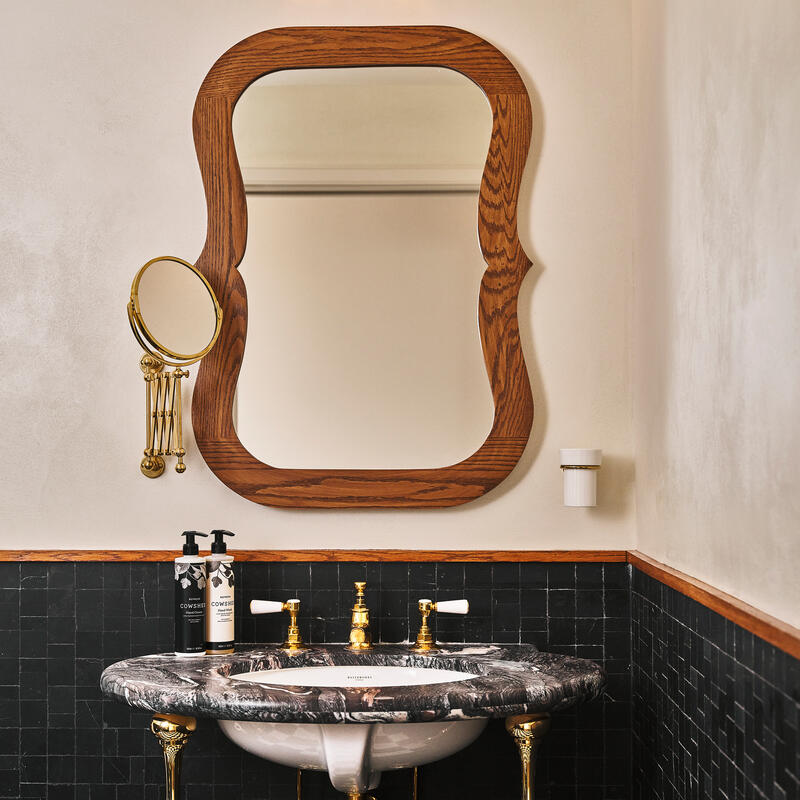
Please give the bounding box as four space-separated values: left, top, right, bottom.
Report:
210 529 235 554
180 530 208 555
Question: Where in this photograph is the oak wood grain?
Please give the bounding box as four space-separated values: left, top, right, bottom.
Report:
190 26 534 507
0 550 626 563
628 551 800 661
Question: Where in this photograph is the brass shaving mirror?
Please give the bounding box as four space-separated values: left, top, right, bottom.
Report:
128 256 222 477
141 26 533 506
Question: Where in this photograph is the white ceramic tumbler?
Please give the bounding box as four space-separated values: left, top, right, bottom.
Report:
560 448 602 507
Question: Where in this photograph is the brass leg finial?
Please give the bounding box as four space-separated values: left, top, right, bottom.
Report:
505 713 551 800
150 713 197 800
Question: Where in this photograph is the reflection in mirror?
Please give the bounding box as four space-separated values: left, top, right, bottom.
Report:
135 258 219 359
232 67 495 469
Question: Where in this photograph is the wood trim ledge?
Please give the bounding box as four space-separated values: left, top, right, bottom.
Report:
627 550 800 661
0 549 627 563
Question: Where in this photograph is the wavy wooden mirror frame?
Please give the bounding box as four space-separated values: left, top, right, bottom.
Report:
191 26 533 508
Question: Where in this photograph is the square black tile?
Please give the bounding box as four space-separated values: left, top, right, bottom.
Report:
0 564 19 590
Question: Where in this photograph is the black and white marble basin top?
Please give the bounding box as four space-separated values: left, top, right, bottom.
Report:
101 645 605 723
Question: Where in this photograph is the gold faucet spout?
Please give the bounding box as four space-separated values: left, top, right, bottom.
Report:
347 581 373 651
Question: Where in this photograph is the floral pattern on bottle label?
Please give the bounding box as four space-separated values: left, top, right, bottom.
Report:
208 560 234 589
175 561 207 590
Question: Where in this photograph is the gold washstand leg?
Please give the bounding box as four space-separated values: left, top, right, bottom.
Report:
150 713 196 800
412 765 419 800
505 714 551 800
297 768 302 800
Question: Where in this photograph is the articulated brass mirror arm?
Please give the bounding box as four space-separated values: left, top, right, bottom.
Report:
150 713 196 800
139 355 189 478
505 714 551 800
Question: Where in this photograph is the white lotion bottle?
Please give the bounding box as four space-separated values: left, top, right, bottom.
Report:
205 529 235 655
174 531 208 656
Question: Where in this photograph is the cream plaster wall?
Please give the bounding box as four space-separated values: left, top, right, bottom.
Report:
632 1 800 626
0 1 634 550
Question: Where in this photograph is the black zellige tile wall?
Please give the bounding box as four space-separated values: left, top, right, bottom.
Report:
0 560 628 800
631 569 800 800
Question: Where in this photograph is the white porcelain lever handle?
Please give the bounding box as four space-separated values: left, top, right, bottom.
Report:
435 599 469 615
250 600 285 615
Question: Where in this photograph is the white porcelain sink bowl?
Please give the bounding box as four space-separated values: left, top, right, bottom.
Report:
232 664 477 687
221 664 485 794
220 718 486 793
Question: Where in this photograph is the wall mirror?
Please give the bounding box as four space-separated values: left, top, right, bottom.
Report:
191 26 534 507
232 66 494 470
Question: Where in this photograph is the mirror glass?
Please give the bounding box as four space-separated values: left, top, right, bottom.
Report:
135 258 218 359
232 67 495 468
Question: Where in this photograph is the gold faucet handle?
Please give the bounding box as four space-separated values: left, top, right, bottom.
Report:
412 598 469 652
249 599 306 652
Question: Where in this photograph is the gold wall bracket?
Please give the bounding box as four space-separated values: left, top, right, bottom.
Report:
150 713 196 800
346 581 373 651
505 713 551 800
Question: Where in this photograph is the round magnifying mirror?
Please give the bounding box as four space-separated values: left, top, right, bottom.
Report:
129 256 222 364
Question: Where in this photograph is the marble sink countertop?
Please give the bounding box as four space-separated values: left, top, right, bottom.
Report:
100 645 605 723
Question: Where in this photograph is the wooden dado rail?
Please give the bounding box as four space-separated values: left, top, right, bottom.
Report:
0 549 627 563
1 548 798 661
626 551 800 661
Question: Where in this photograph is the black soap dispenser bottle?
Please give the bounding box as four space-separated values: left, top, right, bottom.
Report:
174 531 208 656
205 530 235 655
